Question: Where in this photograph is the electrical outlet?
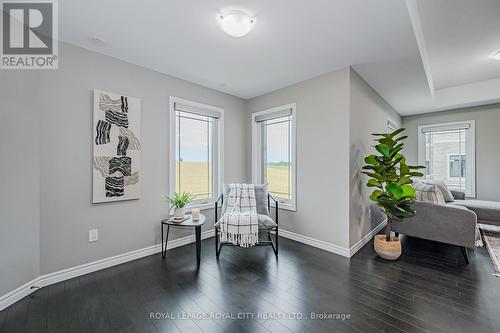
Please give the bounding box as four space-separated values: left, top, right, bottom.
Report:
89 229 98 242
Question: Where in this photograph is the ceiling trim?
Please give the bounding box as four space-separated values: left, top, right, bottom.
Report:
405 0 435 98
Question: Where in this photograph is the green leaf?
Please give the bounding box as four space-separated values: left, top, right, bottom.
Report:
379 137 394 146
408 165 426 169
369 190 383 201
367 179 382 188
362 172 384 181
397 176 412 185
400 163 410 175
389 143 404 157
400 185 416 199
389 128 405 138
364 155 378 166
409 172 424 177
375 144 390 157
386 183 403 199
394 135 408 142
394 153 406 165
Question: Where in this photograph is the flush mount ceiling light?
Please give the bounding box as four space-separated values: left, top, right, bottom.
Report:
217 10 255 37
489 49 500 61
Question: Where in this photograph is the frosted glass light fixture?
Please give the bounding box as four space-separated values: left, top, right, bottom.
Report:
217 10 255 37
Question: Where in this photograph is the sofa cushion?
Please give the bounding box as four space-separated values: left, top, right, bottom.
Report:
445 203 469 210
414 182 446 205
221 184 270 216
421 180 455 202
215 214 277 230
450 200 500 222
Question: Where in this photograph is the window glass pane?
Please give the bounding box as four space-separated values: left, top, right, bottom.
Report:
263 116 292 200
175 111 213 200
449 155 465 178
424 129 466 192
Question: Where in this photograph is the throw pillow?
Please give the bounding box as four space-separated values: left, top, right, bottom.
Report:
414 182 446 205
422 180 454 202
221 184 270 216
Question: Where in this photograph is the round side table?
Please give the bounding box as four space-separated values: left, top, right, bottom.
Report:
161 214 206 266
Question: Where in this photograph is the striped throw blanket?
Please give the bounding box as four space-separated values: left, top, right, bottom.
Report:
220 184 259 247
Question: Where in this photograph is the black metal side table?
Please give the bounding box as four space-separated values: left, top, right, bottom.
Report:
161 214 206 266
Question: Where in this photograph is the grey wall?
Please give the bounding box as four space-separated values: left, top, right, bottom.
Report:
246 68 351 249
349 69 401 247
0 72 41 296
0 42 249 277
402 104 500 201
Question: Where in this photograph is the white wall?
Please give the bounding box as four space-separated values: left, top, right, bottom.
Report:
349 68 401 247
0 71 41 296
246 68 351 249
402 104 500 201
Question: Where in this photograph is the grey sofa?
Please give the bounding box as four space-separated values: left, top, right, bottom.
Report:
373 190 500 264
377 190 476 263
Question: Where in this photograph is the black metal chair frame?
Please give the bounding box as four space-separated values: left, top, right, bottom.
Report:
215 193 279 258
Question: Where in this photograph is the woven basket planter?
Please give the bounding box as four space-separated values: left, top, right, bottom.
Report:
374 235 401 260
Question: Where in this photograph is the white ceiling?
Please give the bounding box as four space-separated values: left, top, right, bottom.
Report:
59 0 500 115
355 0 500 115
59 0 416 99
417 0 500 90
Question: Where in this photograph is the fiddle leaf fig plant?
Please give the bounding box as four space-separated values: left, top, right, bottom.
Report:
362 128 425 242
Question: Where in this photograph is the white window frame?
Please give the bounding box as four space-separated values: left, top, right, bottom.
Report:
252 103 297 211
417 120 475 197
169 96 224 210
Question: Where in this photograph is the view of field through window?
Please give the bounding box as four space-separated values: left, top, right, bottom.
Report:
175 111 214 200
263 116 292 201
175 110 292 202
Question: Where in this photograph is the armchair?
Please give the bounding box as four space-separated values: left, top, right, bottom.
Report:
214 191 279 258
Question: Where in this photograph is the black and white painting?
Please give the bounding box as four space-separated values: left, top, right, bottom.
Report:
93 90 141 203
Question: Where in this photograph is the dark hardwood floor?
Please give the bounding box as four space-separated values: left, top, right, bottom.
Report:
1 233 500 333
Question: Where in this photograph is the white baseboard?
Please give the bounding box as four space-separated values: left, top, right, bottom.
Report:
349 221 387 257
0 277 41 313
274 221 386 259
275 229 351 258
1 224 384 312
0 230 214 312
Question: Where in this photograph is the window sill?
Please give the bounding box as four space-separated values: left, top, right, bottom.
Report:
186 202 215 211
271 203 296 212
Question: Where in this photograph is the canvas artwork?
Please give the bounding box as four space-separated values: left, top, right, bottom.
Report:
93 90 141 203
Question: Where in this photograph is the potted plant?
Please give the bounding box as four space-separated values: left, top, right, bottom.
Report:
362 128 424 260
167 192 194 219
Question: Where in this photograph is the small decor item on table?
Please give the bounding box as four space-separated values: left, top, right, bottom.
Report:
191 208 200 221
167 192 193 219
362 128 425 260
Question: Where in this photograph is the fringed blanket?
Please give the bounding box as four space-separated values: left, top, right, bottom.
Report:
220 184 259 247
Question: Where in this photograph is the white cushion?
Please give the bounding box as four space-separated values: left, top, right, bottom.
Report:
414 182 446 205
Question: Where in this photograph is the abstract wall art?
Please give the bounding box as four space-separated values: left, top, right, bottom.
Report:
93 90 141 203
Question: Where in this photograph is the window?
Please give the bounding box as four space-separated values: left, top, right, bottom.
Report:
448 154 466 178
252 104 296 211
418 121 475 197
169 97 223 207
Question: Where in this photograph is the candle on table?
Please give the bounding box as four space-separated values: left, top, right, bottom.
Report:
191 208 200 220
